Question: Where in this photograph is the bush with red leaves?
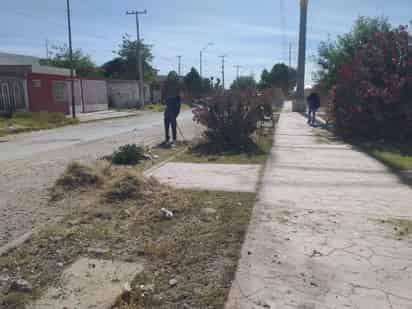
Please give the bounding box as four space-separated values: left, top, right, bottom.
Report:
332 25 412 141
193 89 277 149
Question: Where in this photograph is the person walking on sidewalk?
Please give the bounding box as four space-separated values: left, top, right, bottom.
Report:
164 92 182 146
307 92 320 126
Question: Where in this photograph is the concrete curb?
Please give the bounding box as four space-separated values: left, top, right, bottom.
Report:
144 146 189 176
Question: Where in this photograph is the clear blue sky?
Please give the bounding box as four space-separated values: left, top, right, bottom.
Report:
1 0 411 86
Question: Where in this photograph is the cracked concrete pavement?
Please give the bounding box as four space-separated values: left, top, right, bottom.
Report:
147 162 261 192
226 103 412 309
0 110 201 248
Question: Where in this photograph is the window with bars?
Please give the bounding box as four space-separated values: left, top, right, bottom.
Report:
52 81 67 102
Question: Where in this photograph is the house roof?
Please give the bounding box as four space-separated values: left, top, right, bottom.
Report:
0 64 73 77
0 52 41 66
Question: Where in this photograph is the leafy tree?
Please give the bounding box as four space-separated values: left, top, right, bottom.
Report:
183 67 203 97
331 24 412 141
259 69 271 90
101 58 126 80
259 64 296 93
41 45 101 77
230 75 257 91
102 34 156 81
316 16 392 90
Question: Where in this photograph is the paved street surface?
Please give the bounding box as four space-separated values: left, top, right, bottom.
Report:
226 103 412 309
0 110 200 248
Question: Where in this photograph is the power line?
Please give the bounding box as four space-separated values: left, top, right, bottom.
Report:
45 39 49 59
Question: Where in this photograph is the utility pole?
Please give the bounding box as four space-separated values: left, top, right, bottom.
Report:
45 39 49 60
289 43 293 68
219 55 226 90
126 9 147 108
200 42 213 78
177 55 182 77
295 0 308 112
66 0 75 119
234 65 242 79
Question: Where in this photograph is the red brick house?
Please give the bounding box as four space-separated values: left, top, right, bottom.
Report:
0 64 108 115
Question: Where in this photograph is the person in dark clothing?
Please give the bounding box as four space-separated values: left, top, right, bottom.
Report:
307 92 320 126
164 94 182 145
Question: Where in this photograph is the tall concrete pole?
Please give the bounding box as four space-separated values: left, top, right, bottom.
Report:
219 55 226 90
200 51 202 78
295 0 308 112
234 65 242 79
126 9 147 108
177 56 182 77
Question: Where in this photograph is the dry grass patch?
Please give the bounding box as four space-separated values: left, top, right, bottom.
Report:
1 162 256 309
104 173 160 202
175 128 274 165
51 162 103 200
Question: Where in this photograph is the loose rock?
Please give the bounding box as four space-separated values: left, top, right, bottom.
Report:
87 247 110 256
169 278 178 286
11 279 32 292
160 208 174 219
201 208 217 215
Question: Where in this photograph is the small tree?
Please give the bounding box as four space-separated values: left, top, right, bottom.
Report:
231 75 257 91
102 34 156 81
41 45 101 77
183 68 203 98
259 64 296 93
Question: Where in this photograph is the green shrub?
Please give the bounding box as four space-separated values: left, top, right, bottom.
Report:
110 144 146 165
192 90 276 150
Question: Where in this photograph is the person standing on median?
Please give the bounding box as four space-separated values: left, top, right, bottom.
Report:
164 91 182 146
307 92 320 126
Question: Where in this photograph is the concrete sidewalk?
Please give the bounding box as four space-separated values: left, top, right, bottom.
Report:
226 102 412 309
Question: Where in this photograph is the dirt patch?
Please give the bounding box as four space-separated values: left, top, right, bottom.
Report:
51 162 103 200
175 128 274 165
0 163 256 309
379 218 412 239
105 172 160 202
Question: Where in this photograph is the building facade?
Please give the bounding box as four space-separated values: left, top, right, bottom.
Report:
0 64 109 115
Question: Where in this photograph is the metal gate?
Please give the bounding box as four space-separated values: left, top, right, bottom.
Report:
0 78 26 114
